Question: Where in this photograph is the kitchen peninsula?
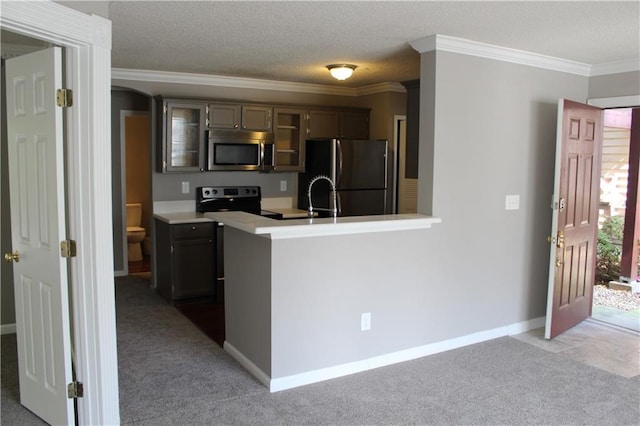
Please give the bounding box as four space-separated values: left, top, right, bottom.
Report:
205 211 441 392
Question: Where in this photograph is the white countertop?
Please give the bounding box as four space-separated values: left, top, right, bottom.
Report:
154 211 213 224
153 207 310 225
261 208 310 219
203 211 441 239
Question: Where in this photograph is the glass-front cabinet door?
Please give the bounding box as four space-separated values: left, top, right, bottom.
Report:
273 108 308 172
163 102 206 172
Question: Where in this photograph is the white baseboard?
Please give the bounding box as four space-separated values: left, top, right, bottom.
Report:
1 323 17 335
223 341 271 388
228 316 546 393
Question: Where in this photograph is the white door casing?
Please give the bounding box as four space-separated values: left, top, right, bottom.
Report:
1 2 119 425
6 47 74 425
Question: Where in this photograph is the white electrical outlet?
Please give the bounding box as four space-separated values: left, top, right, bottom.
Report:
280 180 287 192
505 194 520 210
361 312 371 331
181 181 190 194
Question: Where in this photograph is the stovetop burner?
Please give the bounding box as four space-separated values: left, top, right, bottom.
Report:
196 186 262 214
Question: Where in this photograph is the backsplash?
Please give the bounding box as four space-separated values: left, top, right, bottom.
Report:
152 170 297 202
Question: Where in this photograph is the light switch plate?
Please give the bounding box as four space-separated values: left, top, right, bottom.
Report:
280 180 287 192
181 181 190 194
505 194 520 210
361 312 371 331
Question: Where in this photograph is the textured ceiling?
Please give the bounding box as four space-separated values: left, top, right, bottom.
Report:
5 1 640 88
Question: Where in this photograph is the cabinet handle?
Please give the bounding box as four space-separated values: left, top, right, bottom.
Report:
191 226 196 230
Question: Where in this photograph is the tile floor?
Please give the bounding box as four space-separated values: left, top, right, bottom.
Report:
512 320 640 379
592 304 640 332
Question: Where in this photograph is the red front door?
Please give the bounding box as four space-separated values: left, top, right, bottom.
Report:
545 99 603 339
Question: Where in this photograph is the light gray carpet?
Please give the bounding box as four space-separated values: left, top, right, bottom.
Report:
2 274 639 425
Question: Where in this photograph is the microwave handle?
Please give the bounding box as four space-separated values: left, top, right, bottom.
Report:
261 142 275 171
260 142 264 167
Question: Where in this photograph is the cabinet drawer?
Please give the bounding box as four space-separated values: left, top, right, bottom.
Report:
172 222 215 239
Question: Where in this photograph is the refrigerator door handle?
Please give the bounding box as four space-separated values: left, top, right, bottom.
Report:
336 139 343 187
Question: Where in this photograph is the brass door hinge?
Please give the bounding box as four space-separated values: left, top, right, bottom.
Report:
56 89 73 108
60 240 77 258
67 381 83 399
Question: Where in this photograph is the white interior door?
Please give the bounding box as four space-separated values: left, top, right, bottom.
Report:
5 46 74 425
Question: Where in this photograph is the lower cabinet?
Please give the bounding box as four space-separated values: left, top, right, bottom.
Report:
156 220 216 303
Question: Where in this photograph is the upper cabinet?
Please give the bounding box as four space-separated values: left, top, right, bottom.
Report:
273 108 308 172
308 109 370 140
208 103 272 131
308 110 339 139
241 105 273 131
157 99 207 173
156 96 370 173
340 111 370 140
208 104 240 129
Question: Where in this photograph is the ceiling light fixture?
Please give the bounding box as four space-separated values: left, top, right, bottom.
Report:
326 64 357 80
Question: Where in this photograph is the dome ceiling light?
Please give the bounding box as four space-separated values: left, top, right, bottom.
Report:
326 64 357 80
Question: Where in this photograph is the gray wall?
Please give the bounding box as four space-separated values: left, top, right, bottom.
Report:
270 229 434 377
1 61 16 327
416 51 589 335
111 90 150 272
589 71 640 99
224 227 272 375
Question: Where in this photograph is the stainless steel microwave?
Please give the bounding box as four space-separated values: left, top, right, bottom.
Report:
207 129 274 171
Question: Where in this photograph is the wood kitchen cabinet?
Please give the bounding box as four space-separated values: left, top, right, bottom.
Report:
208 103 240 129
308 109 339 138
155 220 216 303
340 110 370 139
273 107 308 172
308 109 370 139
157 99 207 172
208 103 273 131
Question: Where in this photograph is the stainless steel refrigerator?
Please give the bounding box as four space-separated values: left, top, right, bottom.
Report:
298 138 388 216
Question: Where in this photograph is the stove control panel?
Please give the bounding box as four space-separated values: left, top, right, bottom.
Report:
198 186 261 200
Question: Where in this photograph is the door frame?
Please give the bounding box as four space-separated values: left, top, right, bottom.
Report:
1 3 119 425
116 110 150 277
392 114 406 214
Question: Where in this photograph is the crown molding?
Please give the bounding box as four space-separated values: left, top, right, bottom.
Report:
111 68 404 96
410 34 593 76
357 82 406 96
112 68 357 96
590 59 640 76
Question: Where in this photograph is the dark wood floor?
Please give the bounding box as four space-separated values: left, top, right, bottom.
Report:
128 256 151 274
127 257 225 347
175 300 225 347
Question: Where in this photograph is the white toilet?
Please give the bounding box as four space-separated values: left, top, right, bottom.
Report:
126 203 146 262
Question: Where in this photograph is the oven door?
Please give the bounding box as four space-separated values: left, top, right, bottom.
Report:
208 142 261 171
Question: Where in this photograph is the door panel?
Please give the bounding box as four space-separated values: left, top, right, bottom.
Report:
545 99 603 339
337 139 387 189
337 190 387 216
6 47 74 425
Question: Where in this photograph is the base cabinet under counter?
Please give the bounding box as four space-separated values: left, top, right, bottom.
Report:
155 220 217 303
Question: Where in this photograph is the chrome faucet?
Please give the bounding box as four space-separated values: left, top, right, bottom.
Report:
307 175 338 218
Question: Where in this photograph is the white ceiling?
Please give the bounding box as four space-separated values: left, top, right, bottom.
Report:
5 1 640 88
